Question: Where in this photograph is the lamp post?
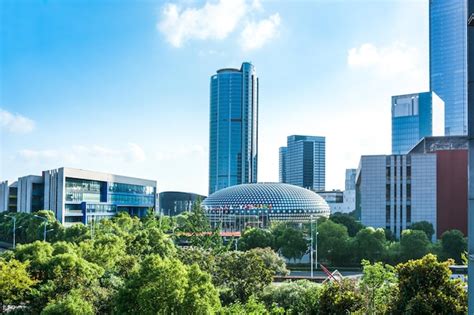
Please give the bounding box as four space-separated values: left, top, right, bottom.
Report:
4 215 16 249
33 215 48 242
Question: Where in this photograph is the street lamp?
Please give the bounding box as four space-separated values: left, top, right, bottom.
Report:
4 214 16 249
310 215 319 278
33 215 48 242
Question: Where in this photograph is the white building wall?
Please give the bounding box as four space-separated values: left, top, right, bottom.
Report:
17 175 43 213
360 156 387 229
411 153 437 240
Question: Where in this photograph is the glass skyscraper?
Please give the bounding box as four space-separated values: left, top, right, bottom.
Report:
430 0 468 135
279 135 326 191
209 62 258 194
392 91 444 154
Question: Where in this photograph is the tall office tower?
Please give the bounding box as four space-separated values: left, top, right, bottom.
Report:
279 147 287 183
209 62 258 194
430 0 468 135
392 91 444 154
345 169 357 191
279 135 326 191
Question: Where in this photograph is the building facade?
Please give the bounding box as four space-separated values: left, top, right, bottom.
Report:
279 135 326 191
1 167 158 226
159 191 206 216
430 0 468 135
345 169 357 191
392 91 444 154
357 136 468 240
209 62 259 194
279 147 287 183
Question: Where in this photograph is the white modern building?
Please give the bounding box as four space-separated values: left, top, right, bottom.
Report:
1 167 158 226
318 169 356 214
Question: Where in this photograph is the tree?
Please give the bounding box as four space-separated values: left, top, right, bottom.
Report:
410 221 435 241
273 226 307 261
352 227 386 263
317 220 350 266
238 228 274 251
400 229 429 261
359 260 397 314
41 290 94 315
440 229 467 264
247 247 288 276
393 254 467 314
127 226 176 258
318 279 363 314
260 280 320 314
214 251 274 303
0 258 37 311
330 213 365 237
115 255 220 314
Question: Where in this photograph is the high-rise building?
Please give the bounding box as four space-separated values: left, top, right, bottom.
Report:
392 91 444 154
430 0 468 135
209 62 259 194
357 136 468 240
279 147 287 183
279 135 326 191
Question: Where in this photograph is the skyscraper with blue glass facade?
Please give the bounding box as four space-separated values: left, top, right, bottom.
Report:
430 0 468 135
392 91 444 154
279 135 326 191
209 62 258 194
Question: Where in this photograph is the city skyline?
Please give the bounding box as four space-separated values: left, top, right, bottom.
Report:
1 0 429 196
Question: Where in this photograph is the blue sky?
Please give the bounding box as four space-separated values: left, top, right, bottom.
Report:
0 0 428 195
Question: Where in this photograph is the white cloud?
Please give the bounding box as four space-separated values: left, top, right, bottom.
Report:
347 42 421 77
240 13 281 51
158 0 248 47
157 0 280 50
0 109 35 134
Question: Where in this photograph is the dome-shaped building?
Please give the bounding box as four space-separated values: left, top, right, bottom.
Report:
202 183 330 230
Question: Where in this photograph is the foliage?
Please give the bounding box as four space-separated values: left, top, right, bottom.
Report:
400 229 429 261
0 258 37 311
329 213 365 237
317 220 350 266
273 224 308 261
393 254 467 314
440 229 467 264
360 260 397 314
259 280 320 314
238 228 274 250
247 247 289 276
409 221 435 241
352 227 387 263
220 296 284 315
41 290 94 315
214 250 274 303
318 279 364 314
115 255 220 314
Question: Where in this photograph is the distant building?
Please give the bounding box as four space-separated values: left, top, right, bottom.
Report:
345 169 357 191
159 191 206 216
392 91 444 154
357 136 467 240
1 167 158 226
430 0 468 135
209 62 258 194
279 135 326 191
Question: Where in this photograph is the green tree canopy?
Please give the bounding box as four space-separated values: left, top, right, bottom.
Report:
330 213 365 237
0 258 37 311
440 229 467 264
318 279 363 314
409 221 435 241
352 227 387 263
317 220 350 266
393 254 466 314
41 290 94 315
273 225 307 261
360 260 397 314
400 229 429 261
238 228 274 251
